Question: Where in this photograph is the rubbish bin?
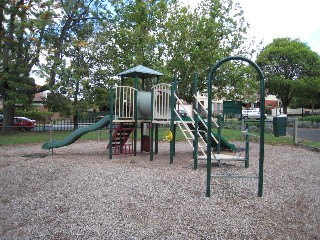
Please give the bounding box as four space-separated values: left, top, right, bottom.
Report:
273 114 287 137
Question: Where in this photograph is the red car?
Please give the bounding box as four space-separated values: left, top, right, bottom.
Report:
0 116 36 131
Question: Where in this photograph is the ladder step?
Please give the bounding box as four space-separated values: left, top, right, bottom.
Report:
211 175 258 179
198 154 246 161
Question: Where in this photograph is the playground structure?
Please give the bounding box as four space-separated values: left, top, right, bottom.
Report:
42 57 265 197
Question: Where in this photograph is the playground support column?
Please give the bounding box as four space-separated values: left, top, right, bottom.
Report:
170 77 177 164
150 86 155 161
206 56 265 198
155 76 160 154
245 123 249 168
109 87 114 159
155 125 159 154
134 77 138 156
217 115 222 154
193 72 199 169
150 122 154 161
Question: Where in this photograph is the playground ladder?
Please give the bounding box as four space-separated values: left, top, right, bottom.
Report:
107 124 135 155
174 94 211 158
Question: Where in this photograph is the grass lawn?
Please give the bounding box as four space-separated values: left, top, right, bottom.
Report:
1 127 318 149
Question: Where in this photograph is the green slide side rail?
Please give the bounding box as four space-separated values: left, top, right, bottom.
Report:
42 115 111 150
188 120 236 152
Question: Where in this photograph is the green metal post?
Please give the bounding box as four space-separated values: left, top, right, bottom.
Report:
109 87 114 159
206 72 213 197
150 122 154 161
245 123 249 168
155 124 159 154
134 77 138 156
150 85 155 161
206 56 265 198
193 72 199 169
258 68 265 198
155 76 160 154
217 115 222 154
170 78 176 164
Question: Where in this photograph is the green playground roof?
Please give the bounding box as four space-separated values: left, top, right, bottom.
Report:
117 65 164 79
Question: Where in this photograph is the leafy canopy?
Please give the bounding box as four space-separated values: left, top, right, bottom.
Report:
256 38 320 113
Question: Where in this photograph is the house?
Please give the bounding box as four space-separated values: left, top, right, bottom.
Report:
32 91 50 111
0 90 49 112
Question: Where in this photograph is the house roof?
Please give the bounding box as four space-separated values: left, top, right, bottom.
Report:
33 92 44 102
117 65 163 79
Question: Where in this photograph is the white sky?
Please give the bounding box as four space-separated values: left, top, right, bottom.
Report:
238 0 320 54
35 0 320 85
185 0 320 54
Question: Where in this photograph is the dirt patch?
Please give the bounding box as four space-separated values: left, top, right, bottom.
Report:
0 140 319 239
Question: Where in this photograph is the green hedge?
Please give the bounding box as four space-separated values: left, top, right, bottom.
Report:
15 109 53 121
299 115 320 123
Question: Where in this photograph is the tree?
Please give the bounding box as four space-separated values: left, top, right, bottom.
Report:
165 0 254 102
97 0 254 102
256 38 320 114
292 77 320 113
0 0 54 133
96 0 175 82
0 0 110 134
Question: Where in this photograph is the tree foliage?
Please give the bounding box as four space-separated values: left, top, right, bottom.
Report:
1 0 257 134
0 0 55 133
256 38 320 113
0 0 109 133
97 0 254 102
292 77 320 112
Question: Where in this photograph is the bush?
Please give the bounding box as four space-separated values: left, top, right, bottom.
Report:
299 115 320 123
15 109 53 121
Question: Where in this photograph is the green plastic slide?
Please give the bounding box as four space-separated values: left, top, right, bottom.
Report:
42 115 111 150
188 120 236 152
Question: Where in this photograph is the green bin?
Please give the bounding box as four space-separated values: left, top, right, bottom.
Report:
273 115 287 137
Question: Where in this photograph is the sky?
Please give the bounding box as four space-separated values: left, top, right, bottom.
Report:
237 0 320 54
186 0 320 54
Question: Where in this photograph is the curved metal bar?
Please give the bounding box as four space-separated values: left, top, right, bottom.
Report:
206 56 265 197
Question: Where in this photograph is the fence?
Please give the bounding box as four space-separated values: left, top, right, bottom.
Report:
6 116 318 145
30 118 102 132
223 117 320 145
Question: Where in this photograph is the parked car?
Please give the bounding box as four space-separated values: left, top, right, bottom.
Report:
177 109 188 118
240 109 266 120
0 116 36 131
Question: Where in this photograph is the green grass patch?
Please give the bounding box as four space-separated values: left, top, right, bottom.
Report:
300 140 320 149
0 127 318 149
0 130 109 146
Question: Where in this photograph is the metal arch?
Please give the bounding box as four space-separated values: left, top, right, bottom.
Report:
206 56 265 197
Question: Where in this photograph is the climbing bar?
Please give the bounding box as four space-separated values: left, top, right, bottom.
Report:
193 94 219 128
211 175 259 179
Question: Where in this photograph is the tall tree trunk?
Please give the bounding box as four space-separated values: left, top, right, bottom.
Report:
0 102 16 134
73 111 79 131
311 100 315 115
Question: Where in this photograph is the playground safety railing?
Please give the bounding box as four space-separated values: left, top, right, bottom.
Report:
193 94 219 128
113 86 137 120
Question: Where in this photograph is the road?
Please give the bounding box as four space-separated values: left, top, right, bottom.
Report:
293 128 320 143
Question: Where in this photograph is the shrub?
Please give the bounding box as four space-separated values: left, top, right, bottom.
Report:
15 109 53 121
299 115 320 123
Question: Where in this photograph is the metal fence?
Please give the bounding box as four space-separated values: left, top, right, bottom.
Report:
31 118 101 132
223 117 320 144
25 116 319 144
